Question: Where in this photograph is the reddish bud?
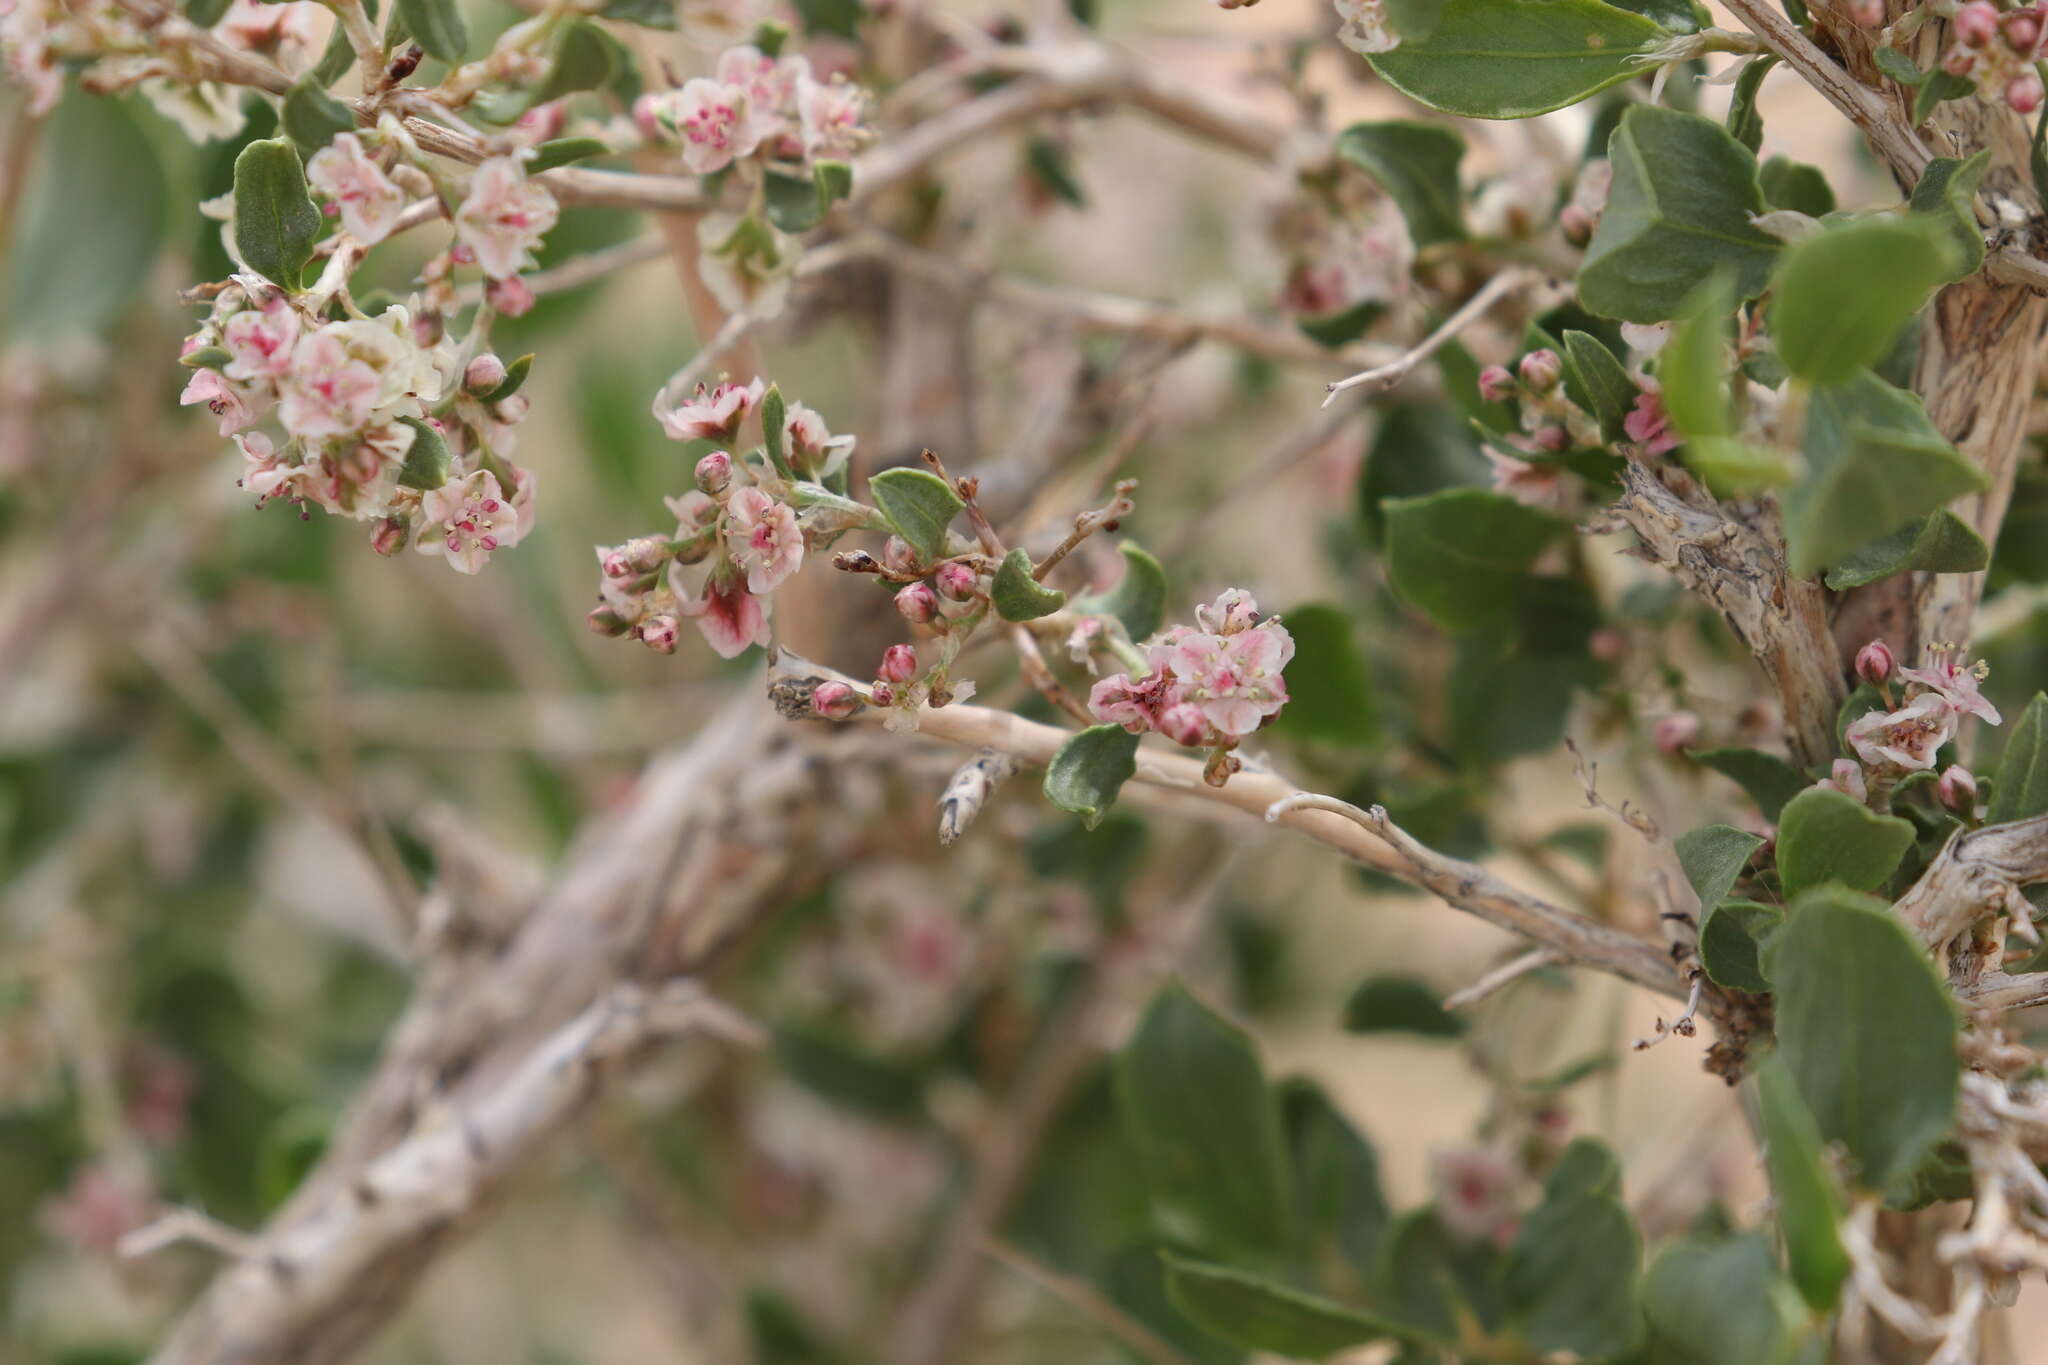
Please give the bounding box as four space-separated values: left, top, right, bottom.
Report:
2006 7 2042 52
463 354 509 396
1518 348 1563 393
1942 44 1979 76
638 615 681 654
695 450 733 496
632 93 663 142
811 680 860 719
1654 711 1700 756
1937 764 1979 814
882 536 920 574
1558 204 1595 246
486 275 536 317
1848 0 1883 25
869 682 897 707
895 581 940 624
1158 702 1208 748
369 516 407 557
877 643 918 684
1855 638 1896 686
2010 70 2045 113
1477 364 1517 403
933 561 978 602
1956 1 1999 45
1531 425 1570 453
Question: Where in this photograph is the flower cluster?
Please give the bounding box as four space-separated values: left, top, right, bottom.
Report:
1268 178 1412 328
1088 590 1294 761
1941 1 2047 115
1840 641 1999 775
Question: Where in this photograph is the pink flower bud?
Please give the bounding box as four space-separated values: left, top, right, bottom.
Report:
1558 204 1594 247
877 643 918 684
638 614 681 654
369 516 408 556
2006 7 2042 52
1855 638 1895 686
1518 348 1563 393
1532 425 1570 453
464 354 509 396
1956 0 1999 45
882 536 920 574
1937 764 1979 813
811 680 860 719
1477 364 1517 403
896 581 940 624
1589 628 1625 663
2010 70 2045 113
632 92 664 141
869 682 896 707
1654 711 1700 756
933 561 978 602
486 274 536 317
1158 702 1208 748
587 604 634 636
695 450 733 496
1942 44 1979 76
1848 0 1883 25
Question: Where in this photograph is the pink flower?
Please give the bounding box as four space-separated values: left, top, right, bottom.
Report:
1430 1147 1518 1246
238 432 314 508
1486 448 1566 509
1846 693 1957 771
1194 588 1261 636
1158 619 1294 739
180 368 258 435
217 0 321 57
220 296 300 380
1088 671 1175 733
415 468 533 574
454 157 559 280
783 400 846 465
486 274 536 316
43 1164 152 1257
278 328 385 438
715 44 803 119
307 134 407 246
1 2 61 117
1900 649 2001 725
725 486 804 592
658 378 764 442
1653 711 1699 756
1157 701 1209 748
1816 758 1868 802
682 573 771 657
659 77 763 175
797 73 865 160
1624 384 1680 454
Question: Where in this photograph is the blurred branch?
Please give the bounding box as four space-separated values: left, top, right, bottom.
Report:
979 1237 1204 1365
1323 268 1547 405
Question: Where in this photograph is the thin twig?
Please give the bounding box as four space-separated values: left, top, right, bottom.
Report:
1323 269 1543 406
978 1237 1204 1365
1443 947 1565 1010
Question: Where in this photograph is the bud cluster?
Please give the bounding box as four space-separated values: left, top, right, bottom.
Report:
1942 1 2048 114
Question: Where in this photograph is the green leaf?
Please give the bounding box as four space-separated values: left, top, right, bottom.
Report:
1269 603 1377 746
479 353 534 405
1724 54 1777 152
1357 405 1489 546
1823 510 1989 588
1676 824 1764 908
525 136 613 174
1384 0 1450 40
1660 273 1735 440
867 467 963 561
1692 746 1805 821
1759 155 1836 216
1381 488 1570 630
1368 1211 1460 1341
764 168 828 234
1365 0 1672 120
1873 45 1925 85
1990 693 2048 824
814 159 853 206
1690 437 1796 496
1341 975 1463 1037
1281 1081 1391 1275
1910 151 1991 282
1544 1136 1623 1201
758 383 792 481
772 1025 926 1121
186 0 232 24
396 0 468 62
1024 136 1087 208
1755 1052 1851 1311
311 21 358 87
601 0 678 26
1502 1181 1643 1359
395 416 454 490
1579 107 1780 323
1161 1253 1394 1358
1078 542 1167 642
1772 217 1956 385
1043 725 1139 830
282 74 357 157
1641 1233 1810 1365
527 19 619 109
4 94 169 341
1562 330 1636 443
1775 786 1913 898
1334 121 1466 248
1914 69 1973 123
1783 370 1989 577
1766 886 1960 1189
232 138 323 290
1698 900 1782 993
792 0 863 38
991 548 1066 621
1116 985 1294 1257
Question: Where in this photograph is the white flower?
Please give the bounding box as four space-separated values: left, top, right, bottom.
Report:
454 157 559 280
657 378 763 443
1333 0 1400 55
141 79 248 143
1845 694 1957 772
308 134 408 246
415 467 535 574
796 73 865 160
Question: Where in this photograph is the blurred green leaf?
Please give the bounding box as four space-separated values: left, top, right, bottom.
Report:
1042 725 1139 830
1341 975 1463 1037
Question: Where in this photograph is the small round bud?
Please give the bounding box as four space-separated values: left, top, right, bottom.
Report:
1942 44 1979 76
1936 763 1979 814
587 604 634 636
877 643 918 685
464 354 509 396
638 615 680 654
2006 6 2042 52
1589 628 1625 663
486 275 536 318
1477 364 1517 403
933 561 978 603
1558 204 1594 247
811 680 860 719
1531 425 1570 453
1158 702 1208 748
882 537 920 575
895 581 940 624
1654 711 1701 757
410 309 445 347
869 682 897 707
632 93 664 142
1854 638 1896 686
1848 0 1883 25
1518 348 1563 393
1956 0 1999 45
695 450 733 496
369 516 408 557
2009 70 2045 113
